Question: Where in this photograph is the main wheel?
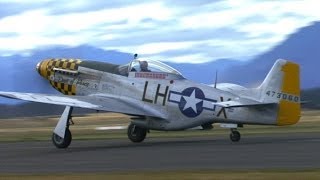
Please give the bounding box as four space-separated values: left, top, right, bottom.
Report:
127 123 147 143
52 128 72 148
230 130 241 142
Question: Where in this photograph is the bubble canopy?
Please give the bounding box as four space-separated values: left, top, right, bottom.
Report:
118 59 183 77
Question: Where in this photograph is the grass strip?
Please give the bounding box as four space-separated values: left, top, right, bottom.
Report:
1 169 320 180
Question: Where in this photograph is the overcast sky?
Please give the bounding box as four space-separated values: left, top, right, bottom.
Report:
0 0 319 63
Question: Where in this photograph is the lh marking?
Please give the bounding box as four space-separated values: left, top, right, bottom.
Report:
142 81 169 106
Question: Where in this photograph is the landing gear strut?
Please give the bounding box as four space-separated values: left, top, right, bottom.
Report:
127 123 147 143
52 106 73 149
230 128 241 142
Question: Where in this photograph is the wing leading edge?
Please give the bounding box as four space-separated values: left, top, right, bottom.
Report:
0 91 166 119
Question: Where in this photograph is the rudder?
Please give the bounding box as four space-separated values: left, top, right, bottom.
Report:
258 59 301 126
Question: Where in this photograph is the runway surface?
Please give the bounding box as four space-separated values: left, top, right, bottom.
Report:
0 133 320 173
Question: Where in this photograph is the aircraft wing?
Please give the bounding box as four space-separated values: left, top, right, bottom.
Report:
0 91 165 119
213 98 276 108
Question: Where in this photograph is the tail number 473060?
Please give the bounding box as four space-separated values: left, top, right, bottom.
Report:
265 91 299 102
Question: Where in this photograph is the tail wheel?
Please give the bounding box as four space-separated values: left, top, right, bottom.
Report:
52 128 72 148
230 130 241 142
127 123 147 143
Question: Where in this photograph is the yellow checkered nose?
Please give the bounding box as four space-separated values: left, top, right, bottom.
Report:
36 58 82 80
36 60 50 79
35 58 82 95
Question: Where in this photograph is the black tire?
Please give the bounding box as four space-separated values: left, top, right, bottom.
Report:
230 131 241 142
127 123 147 143
52 128 72 148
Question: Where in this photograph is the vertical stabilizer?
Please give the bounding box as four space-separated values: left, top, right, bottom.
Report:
258 59 300 125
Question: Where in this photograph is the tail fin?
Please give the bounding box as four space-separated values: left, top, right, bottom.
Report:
258 59 301 126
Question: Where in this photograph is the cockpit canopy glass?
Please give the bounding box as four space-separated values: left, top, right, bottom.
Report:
117 59 183 78
128 59 182 75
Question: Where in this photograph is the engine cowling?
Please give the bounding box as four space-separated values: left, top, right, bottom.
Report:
36 58 82 95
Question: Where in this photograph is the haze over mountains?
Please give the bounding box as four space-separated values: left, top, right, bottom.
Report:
0 21 319 106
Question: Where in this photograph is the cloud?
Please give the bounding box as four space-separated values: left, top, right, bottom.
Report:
0 0 319 63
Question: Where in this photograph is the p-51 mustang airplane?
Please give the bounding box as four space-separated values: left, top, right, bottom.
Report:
0 55 301 148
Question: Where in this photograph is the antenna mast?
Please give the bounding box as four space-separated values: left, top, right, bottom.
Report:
214 70 218 88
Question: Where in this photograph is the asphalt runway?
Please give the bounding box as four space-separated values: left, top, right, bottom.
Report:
0 133 320 173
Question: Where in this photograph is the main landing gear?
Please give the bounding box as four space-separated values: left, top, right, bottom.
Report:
52 106 73 149
230 128 241 142
127 123 147 143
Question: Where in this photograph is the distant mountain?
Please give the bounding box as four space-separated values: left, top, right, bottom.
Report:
301 88 320 109
220 21 320 88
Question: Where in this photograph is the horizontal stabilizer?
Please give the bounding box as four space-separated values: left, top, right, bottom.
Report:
213 98 276 108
